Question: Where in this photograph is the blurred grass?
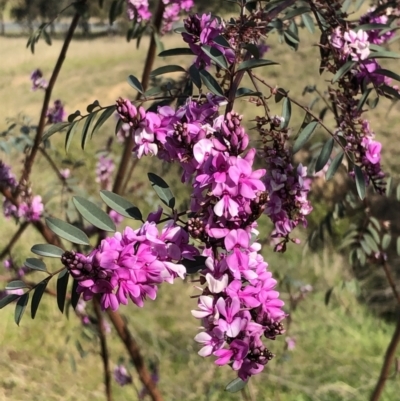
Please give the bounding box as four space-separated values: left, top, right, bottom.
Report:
0 24 399 401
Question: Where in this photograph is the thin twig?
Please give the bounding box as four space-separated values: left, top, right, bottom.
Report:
106 309 163 401
19 8 82 187
112 0 165 196
93 296 113 401
0 221 29 260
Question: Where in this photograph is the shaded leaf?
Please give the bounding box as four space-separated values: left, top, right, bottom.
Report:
57 269 69 314
235 88 262 98
367 50 400 59
15 293 29 326
148 173 175 209
150 65 186 77
354 165 366 200
281 98 291 129
73 196 116 232
31 244 64 258
236 59 278 72
201 45 228 69
6 280 29 290
325 287 334 306
46 217 90 245
91 106 117 138
0 294 20 309
382 233 392 250
315 138 334 172
182 256 207 274
65 121 79 152
293 121 318 153
31 279 49 319
332 61 356 83
375 69 400 82
189 64 202 89
199 70 224 97
158 48 195 57
42 122 70 142
225 377 248 393
325 151 344 181
24 258 47 272
100 190 143 220
81 112 97 150
70 279 81 310
127 74 144 94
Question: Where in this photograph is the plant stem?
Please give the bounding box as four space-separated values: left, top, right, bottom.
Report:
19 9 82 187
0 221 29 260
94 296 113 401
369 317 400 401
112 0 165 196
106 309 163 401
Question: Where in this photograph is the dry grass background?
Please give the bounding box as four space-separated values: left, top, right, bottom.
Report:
0 19 399 401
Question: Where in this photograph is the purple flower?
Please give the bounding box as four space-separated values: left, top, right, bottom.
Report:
366 141 382 164
114 365 132 386
126 0 152 22
46 100 65 124
214 339 249 370
0 161 17 189
30 69 48 91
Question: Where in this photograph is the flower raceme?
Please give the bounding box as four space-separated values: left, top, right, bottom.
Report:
63 218 199 311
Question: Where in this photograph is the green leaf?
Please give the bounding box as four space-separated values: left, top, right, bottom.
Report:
364 234 379 253
0 294 20 309
68 110 81 123
397 237 400 256
225 377 248 393
281 98 291 129
86 100 100 113
158 48 195 57
148 173 175 209
235 88 262 98
57 269 69 314
293 121 318 153
275 88 287 103
46 217 90 245
325 287 334 306
213 35 232 49
354 165 366 200
91 106 117 138
150 65 186 77
367 50 400 59
65 121 79 152
302 13 315 34
70 279 81 310
42 122 70 142
315 138 334 172
332 61 356 83
99 190 143 220
357 88 372 112
199 70 224 97
374 69 400 84
201 45 228 70
42 29 52 46
325 151 344 181
243 43 259 59
24 258 47 272
31 244 64 258
109 0 123 25
31 278 49 319
236 59 278 72
15 293 29 325
127 74 144 94
73 196 116 232
6 280 29 290
189 64 202 89
397 184 400 201
81 112 97 150
386 177 393 196
382 233 392 250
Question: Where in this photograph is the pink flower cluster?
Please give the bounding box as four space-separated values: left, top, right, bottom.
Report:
95 154 115 190
330 28 370 61
46 100 66 124
0 161 43 222
182 13 235 68
261 118 312 250
30 69 48 91
192 230 286 381
360 7 396 45
117 95 287 379
63 216 198 311
126 0 194 34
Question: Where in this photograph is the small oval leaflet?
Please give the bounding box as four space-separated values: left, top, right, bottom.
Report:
31 244 64 258
57 269 70 314
24 257 47 272
293 121 318 154
201 45 228 70
158 48 195 57
46 217 90 245
31 279 50 319
6 280 29 290
73 196 116 232
225 377 248 393
100 190 143 220
127 74 144 94
148 173 175 209
150 65 186 77
315 137 334 172
325 151 344 181
199 70 224 97
281 98 291 129
236 58 278 72
354 165 366 200
15 293 29 326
